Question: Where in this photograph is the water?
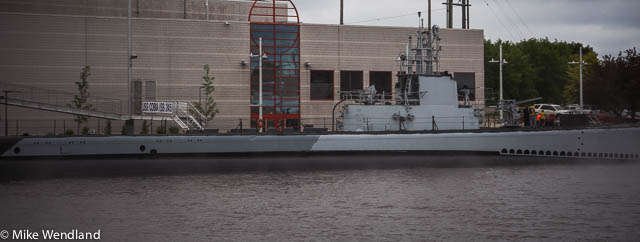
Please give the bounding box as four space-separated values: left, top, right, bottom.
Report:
1 157 640 241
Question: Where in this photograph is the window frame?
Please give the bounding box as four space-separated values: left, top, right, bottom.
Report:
340 70 364 92
369 71 393 100
310 70 335 101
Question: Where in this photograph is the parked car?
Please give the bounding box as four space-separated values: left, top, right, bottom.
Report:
534 104 570 116
564 104 593 115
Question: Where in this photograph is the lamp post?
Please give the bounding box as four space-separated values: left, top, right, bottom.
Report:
128 0 132 118
569 47 588 112
2 90 16 136
250 37 268 132
489 44 508 120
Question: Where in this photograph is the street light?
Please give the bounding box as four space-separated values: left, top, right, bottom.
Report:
250 37 268 132
2 90 17 136
489 44 508 120
569 47 588 113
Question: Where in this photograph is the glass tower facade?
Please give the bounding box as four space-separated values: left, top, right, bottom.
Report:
249 0 300 129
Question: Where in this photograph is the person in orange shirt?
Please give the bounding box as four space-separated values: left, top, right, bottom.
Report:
536 113 542 127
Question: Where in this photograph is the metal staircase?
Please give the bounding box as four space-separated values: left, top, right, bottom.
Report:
174 102 205 132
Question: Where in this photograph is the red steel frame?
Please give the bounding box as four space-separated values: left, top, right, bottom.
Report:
249 0 301 129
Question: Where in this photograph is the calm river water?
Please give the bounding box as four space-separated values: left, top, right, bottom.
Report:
1 156 639 241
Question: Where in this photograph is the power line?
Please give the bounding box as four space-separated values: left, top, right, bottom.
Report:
481 0 518 40
490 0 526 40
502 0 535 37
347 8 446 25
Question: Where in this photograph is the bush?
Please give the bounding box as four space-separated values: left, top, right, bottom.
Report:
141 120 149 135
156 126 167 135
168 125 180 135
64 129 74 136
104 120 112 136
81 126 90 135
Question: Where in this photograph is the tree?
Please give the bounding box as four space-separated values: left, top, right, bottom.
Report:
192 64 219 127
141 120 150 135
485 39 597 105
563 47 598 104
585 47 640 118
69 65 94 134
104 120 112 135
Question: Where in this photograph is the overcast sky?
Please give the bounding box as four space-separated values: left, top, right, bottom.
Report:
291 0 640 57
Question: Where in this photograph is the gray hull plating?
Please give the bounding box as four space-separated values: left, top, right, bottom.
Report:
343 76 480 132
3 127 640 160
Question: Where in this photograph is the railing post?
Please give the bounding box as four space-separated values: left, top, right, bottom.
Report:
15 120 18 136
53 120 56 136
462 116 465 130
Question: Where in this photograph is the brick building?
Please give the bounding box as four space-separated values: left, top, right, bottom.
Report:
0 0 484 134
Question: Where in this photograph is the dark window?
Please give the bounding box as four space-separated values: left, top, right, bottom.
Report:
310 70 334 100
454 72 475 101
340 71 363 92
542 105 554 111
369 71 392 99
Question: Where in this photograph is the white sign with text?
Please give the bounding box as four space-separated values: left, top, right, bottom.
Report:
142 102 175 114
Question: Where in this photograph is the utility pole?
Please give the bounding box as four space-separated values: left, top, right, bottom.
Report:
443 0 471 29
489 44 508 120
445 0 453 28
340 0 344 25
569 47 587 112
462 0 467 29
428 0 431 28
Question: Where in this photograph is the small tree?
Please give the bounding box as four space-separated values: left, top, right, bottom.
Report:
104 120 112 135
69 65 94 135
192 64 219 128
141 120 150 135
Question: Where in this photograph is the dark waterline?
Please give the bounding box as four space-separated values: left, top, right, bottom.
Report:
1 156 639 241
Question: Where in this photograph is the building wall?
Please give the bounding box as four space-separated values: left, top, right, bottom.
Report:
0 0 483 134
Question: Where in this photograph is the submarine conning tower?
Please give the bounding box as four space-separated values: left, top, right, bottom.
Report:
339 15 482 132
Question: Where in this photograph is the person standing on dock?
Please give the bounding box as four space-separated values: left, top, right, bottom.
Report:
530 106 537 128
523 106 531 127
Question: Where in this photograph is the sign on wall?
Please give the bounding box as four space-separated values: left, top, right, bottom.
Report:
142 101 176 114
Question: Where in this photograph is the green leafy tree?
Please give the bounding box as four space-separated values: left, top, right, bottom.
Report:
69 65 94 135
192 64 219 127
485 39 596 105
563 48 598 104
585 47 640 118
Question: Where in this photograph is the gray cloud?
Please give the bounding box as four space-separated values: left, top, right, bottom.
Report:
291 0 639 57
